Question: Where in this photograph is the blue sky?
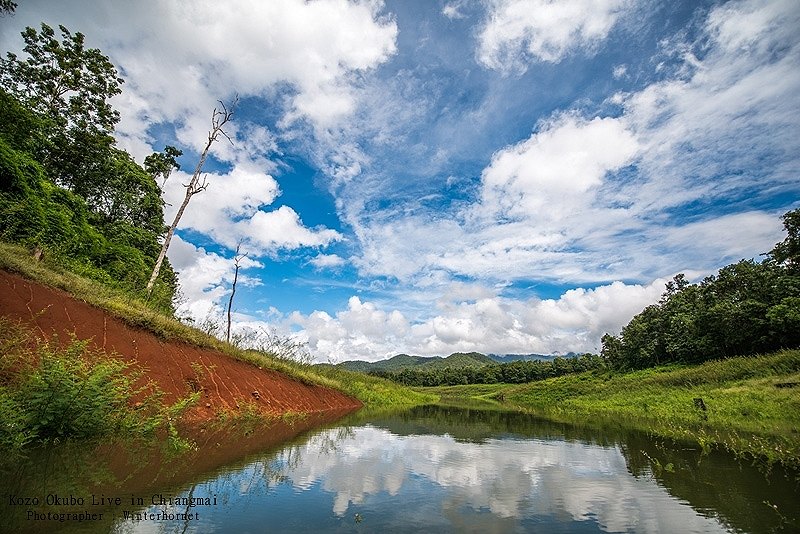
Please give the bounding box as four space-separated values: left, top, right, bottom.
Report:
2 0 798 361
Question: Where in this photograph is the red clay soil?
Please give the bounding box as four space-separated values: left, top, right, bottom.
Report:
0 270 361 421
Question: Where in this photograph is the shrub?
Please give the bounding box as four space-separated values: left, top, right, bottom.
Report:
0 318 192 451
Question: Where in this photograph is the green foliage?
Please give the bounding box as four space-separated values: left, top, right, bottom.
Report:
602 210 800 370
0 86 176 312
0 25 177 310
770 209 800 271
314 365 438 408
374 353 605 387
0 23 122 134
338 352 497 374
0 318 196 451
144 145 182 185
0 24 126 205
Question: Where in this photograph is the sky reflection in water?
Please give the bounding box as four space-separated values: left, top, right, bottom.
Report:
117 410 737 533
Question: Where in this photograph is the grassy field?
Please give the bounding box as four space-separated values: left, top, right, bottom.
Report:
421 351 800 469
0 241 435 410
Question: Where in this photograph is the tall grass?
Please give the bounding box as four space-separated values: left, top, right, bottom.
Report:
315 365 437 408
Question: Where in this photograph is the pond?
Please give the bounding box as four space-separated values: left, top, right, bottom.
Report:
2 405 798 533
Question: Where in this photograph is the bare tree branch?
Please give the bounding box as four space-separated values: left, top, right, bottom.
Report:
226 241 248 344
146 99 236 294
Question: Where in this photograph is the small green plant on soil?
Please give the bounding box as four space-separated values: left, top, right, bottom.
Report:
281 410 309 426
212 401 274 435
0 318 197 454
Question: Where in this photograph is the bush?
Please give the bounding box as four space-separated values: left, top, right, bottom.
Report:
0 318 187 451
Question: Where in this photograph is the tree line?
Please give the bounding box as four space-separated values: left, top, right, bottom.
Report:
601 210 800 370
372 353 605 387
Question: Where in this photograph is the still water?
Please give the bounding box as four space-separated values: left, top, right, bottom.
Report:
3 405 798 533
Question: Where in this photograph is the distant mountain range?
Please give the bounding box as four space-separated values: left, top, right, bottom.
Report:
325 351 578 373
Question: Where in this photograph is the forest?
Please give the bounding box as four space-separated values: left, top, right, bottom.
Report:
0 23 182 313
600 213 800 370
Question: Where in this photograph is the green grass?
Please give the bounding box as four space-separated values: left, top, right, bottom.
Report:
314 365 437 408
0 241 433 409
422 351 800 469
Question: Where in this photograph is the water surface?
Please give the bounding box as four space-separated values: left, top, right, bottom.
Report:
3 406 798 533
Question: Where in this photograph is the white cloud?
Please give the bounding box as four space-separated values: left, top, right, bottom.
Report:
349 113 647 285
309 254 347 270
257 426 728 530
291 279 665 362
3 0 397 156
619 0 800 212
477 0 635 71
478 113 639 221
291 296 410 362
167 235 263 321
162 166 341 253
442 0 469 20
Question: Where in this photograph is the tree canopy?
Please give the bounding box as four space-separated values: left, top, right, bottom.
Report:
0 23 122 134
601 210 800 370
0 24 178 312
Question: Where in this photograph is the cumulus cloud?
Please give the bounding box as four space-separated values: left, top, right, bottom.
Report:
162 166 341 253
477 0 635 71
351 113 646 284
2 0 398 156
290 296 410 362
290 279 665 362
478 114 639 221
167 235 263 321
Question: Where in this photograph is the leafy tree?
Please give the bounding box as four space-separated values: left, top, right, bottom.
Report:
0 0 16 14
770 209 800 272
601 209 800 369
144 145 182 187
0 23 122 134
0 85 177 312
0 24 125 199
90 149 164 234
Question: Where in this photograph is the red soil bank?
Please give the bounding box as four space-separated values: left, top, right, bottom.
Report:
0 270 361 421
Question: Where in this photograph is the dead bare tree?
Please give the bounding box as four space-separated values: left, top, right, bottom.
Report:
226 242 247 344
146 99 236 294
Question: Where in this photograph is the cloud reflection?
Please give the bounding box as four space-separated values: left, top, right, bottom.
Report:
273 426 726 532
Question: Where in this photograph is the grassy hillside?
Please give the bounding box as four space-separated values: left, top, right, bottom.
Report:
423 351 800 468
0 241 436 411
